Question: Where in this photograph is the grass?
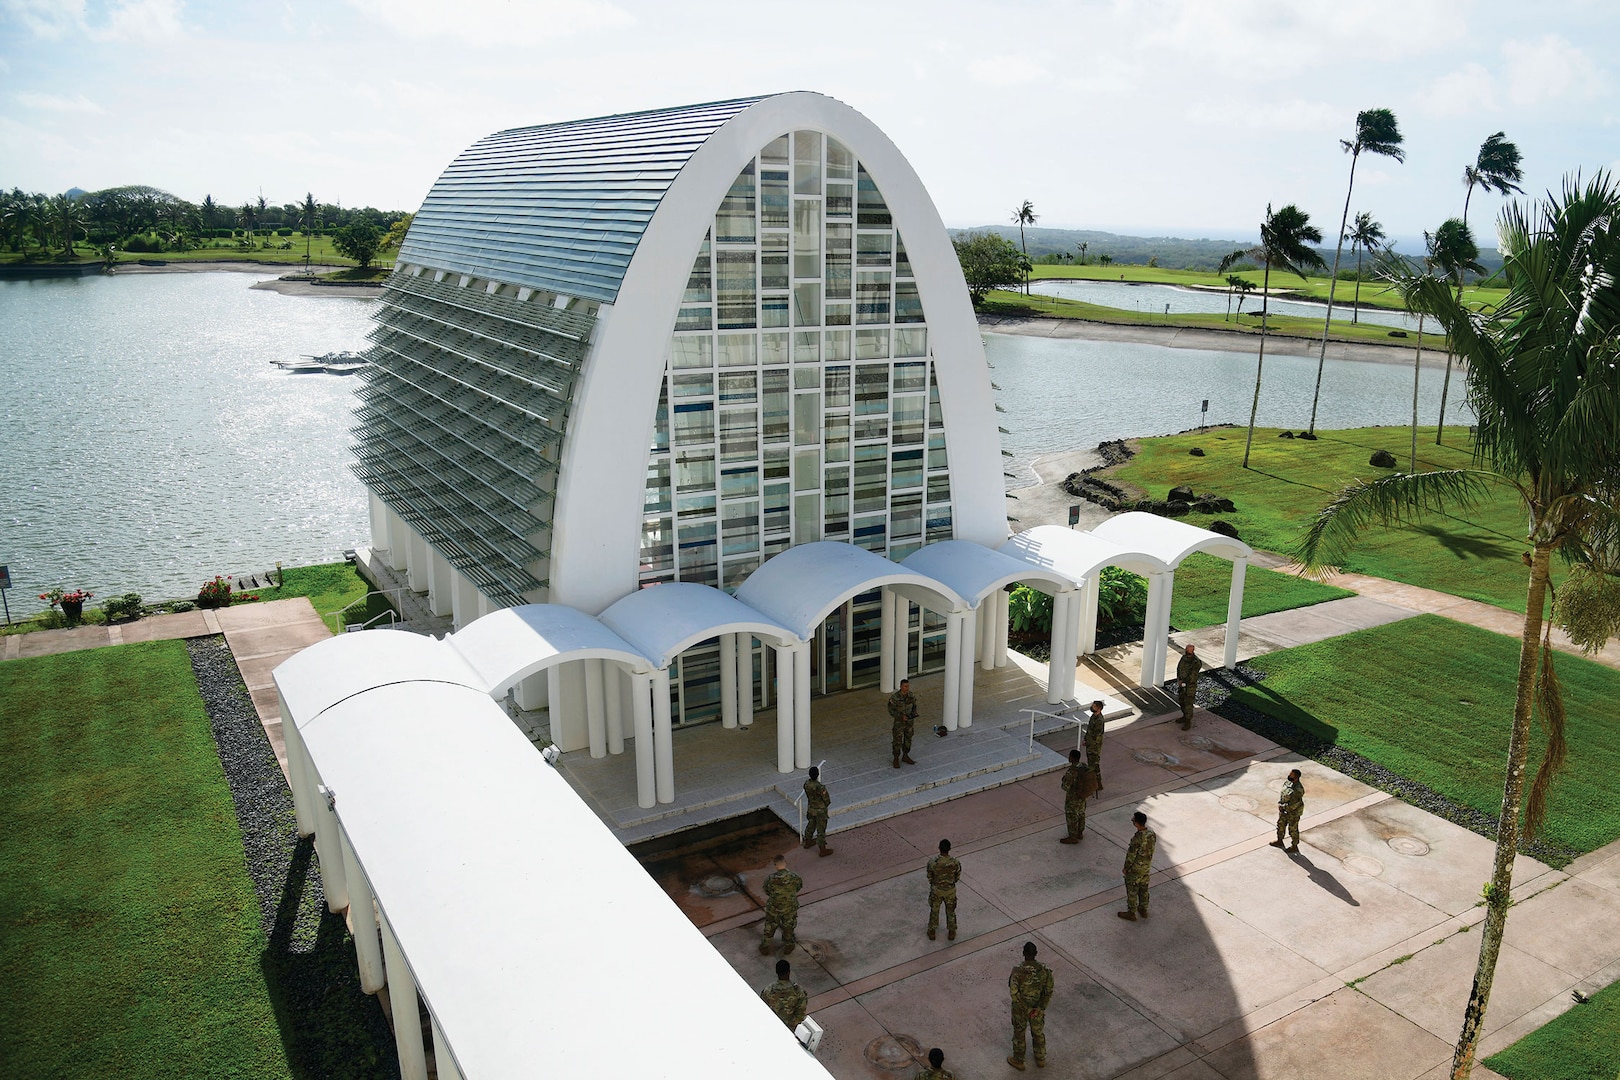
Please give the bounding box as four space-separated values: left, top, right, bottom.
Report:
1169 552 1354 629
1485 976 1620 1080
244 562 394 629
0 641 293 1079
1228 615 1620 857
0 236 394 269
1103 425 1551 614
1027 263 1507 312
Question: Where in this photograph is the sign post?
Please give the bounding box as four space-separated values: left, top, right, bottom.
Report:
0 564 11 625
1068 504 1081 528
1200 399 1209 431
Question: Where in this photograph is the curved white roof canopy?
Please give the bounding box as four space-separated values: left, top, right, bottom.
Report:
277 629 487 725
736 541 966 640
1001 524 1173 581
901 540 1074 605
304 678 832 1079
598 582 799 669
447 603 653 696
1091 511 1254 568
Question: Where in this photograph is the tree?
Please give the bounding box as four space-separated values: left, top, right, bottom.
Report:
1225 274 1254 321
1345 212 1386 324
300 192 319 270
1463 132 1524 225
1308 108 1406 435
1011 199 1037 294
953 232 1025 305
200 195 217 230
332 222 382 269
379 212 414 253
1098 253 1112 267
239 200 256 239
1219 203 1326 467
1077 241 1088 265
1429 218 1486 446
1301 173 1620 1080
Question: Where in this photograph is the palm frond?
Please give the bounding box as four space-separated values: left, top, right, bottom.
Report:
1295 470 1500 572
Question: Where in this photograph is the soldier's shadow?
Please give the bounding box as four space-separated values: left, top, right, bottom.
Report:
1288 850 1361 906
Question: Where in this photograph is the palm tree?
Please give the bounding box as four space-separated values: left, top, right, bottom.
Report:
1430 218 1486 445
1345 212 1386 324
200 194 217 231
1224 274 1253 321
1308 108 1406 435
49 194 87 256
301 192 319 270
1301 173 1620 1080
1077 241 1088 265
1219 203 1326 467
239 201 256 240
1463 131 1524 226
1011 199 1037 294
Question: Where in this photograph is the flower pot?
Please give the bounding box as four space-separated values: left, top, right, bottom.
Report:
61 599 84 625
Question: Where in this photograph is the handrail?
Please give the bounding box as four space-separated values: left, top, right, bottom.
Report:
1020 703 1082 753
323 589 403 634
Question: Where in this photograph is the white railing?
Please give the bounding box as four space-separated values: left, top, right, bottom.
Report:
324 588 403 634
1019 703 1083 753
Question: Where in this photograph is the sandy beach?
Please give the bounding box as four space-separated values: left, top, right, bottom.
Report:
107 259 383 298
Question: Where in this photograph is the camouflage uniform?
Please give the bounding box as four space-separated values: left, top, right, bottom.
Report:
760 866 804 952
1276 776 1305 848
1060 761 1091 841
1123 827 1157 916
888 687 919 762
925 852 961 939
1008 956 1055 1068
913 1066 955 1080
1175 651 1203 725
760 977 808 1029
1085 712 1105 790
803 778 831 850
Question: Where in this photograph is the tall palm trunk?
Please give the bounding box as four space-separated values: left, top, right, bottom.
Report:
1450 542 1552 1079
1352 245 1365 325
1308 154 1358 434
1436 280 1463 444
1242 261 1272 468
1409 312 1424 472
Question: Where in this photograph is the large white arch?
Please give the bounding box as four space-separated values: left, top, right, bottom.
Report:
448 603 653 695
549 91 1005 613
598 581 799 669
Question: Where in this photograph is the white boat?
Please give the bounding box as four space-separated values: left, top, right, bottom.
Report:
272 350 368 375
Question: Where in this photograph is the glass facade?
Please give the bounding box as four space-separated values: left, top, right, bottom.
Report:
639 132 954 724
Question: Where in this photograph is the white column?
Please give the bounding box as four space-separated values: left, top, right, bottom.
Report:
879 589 896 693
405 530 429 593
1224 557 1247 670
774 644 795 774
761 645 773 709
368 493 392 555
546 665 562 742
653 667 675 804
736 637 754 728
719 633 738 729
794 643 812 770
894 598 911 681
942 611 962 730
1047 592 1070 705
584 659 607 759
452 574 481 632
1141 572 1170 688
384 509 409 571
339 831 385 994
995 589 1010 667
431 1018 463 1080
979 602 996 669
631 672 656 809
379 913 429 1080
1080 574 1101 655
280 692 316 837
305 756 349 913
426 549 454 617
514 670 547 711
1066 589 1084 700
605 662 624 755
958 609 978 727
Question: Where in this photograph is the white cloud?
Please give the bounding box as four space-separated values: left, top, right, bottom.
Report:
1186 98 1338 134
1419 62 1498 117
1502 34 1602 106
13 90 104 112
2 0 86 38
347 0 632 46
1 0 182 40
967 55 1047 87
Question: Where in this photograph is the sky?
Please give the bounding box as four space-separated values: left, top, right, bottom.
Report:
2 0 1617 246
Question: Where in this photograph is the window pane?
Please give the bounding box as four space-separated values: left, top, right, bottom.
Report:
672 401 713 445
793 282 821 327
761 233 788 290
675 451 715 492
793 448 820 492
894 328 927 358
894 362 927 392
762 368 789 442
677 492 715 519
684 242 712 302
928 474 950 504
677 520 717 587
794 332 820 365
824 365 850 408
761 154 788 230
793 130 822 194
722 464 759 499
640 517 673 576
827 137 854 180
895 280 924 323
853 513 886 552
856 165 891 227
794 493 821 545
824 329 851 362
856 272 891 324
717 250 756 329
719 371 756 404
716 164 756 244
794 199 821 278
762 294 789 327
857 232 892 268
720 407 758 461
891 493 922 539
854 444 887 512
826 182 852 219
718 333 755 367
644 459 670 514
895 234 912 278
764 481 790 534
722 500 760 556
824 411 850 462
763 446 789 480
892 448 924 491
676 306 712 332
671 336 713 369
825 223 851 299
856 329 889 360
673 372 713 398
794 392 820 447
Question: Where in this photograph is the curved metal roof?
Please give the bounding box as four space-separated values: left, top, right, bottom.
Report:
399 95 768 304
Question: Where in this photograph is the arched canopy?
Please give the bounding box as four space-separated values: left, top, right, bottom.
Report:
448 603 652 696
598 582 799 669
277 629 487 728
1000 524 1172 582
901 540 1073 606
736 541 966 641
1090 511 1254 568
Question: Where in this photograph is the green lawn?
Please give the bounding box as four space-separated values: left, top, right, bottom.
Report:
1485 976 1620 1080
245 562 394 630
1228 615 1620 858
1104 425 1548 614
0 642 292 1078
1170 552 1353 629
1027 263 1506 312
0 235 395 269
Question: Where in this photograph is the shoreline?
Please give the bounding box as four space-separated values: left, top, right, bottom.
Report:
108 260 385 298
978 313 1455 368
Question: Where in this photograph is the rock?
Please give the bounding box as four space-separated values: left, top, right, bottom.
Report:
1188 447 1205 457
1209 520 1241 539
1278 430 1295 439
1165 500 1192 517
1370 449 1398 468
1214 498 1237 513
1297 431 1317 441
1168 484 1195 502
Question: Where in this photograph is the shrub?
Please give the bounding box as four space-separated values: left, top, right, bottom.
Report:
276 227 293 237
120 232 162 253
1008 585 1054 634
170 600 196 613
1097 566 1148 629
102 593 143 621
196 576 232 609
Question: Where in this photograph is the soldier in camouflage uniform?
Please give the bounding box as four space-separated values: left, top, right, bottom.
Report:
1174 644 1203 730
759 854 804 954
1269 768 1305 853
802 766 834 856
759 958 808 1030
888 678 919 768
1059 749 1092 844
1118 811 1157 921
1006 940 1054 1070
1085 700 1106 792
925 838 961 941
914 1047 954 1080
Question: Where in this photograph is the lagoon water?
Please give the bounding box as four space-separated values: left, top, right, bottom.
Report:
1028 277 1422 331
1 271 1467 617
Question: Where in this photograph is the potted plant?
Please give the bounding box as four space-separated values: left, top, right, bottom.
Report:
40 587 94 626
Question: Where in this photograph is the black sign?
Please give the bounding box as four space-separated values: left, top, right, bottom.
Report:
0 565 9 590
1068 505 1081 527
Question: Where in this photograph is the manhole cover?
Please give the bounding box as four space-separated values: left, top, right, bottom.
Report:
1266 777 1287 793
1179 734 1215 751
1343 854 1385 876
1219 793 1258 813
1132 748 1179 766
692 874 741 898
864 1034 924 1070
1387 835 1431 857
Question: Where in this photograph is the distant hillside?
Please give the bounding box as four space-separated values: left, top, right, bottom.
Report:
953 224 1504 276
